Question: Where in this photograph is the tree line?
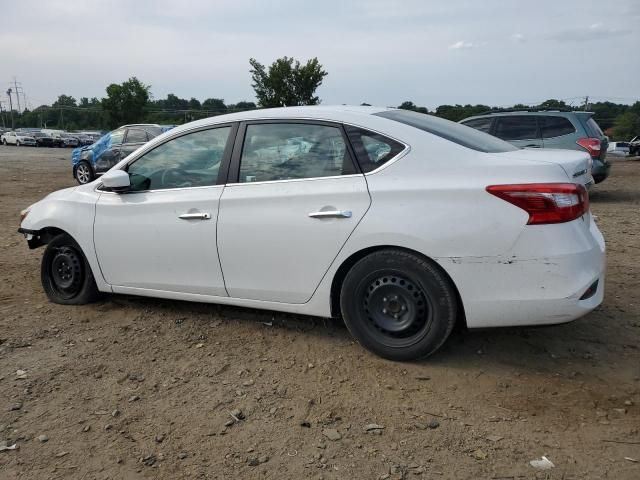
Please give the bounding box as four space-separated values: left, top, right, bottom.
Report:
3 56 639 141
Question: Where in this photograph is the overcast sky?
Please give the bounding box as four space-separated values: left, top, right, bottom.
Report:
3 0 639 110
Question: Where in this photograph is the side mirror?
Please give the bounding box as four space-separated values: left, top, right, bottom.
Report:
101 169 130 192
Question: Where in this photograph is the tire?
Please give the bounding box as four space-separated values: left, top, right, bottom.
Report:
41 234 101 305
75 161 94 184
16 141 20 147
340 249 457 361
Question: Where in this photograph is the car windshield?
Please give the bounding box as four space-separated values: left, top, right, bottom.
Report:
375 110 518 153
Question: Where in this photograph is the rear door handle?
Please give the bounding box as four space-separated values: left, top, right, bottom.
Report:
179 212 211 220
308 210 352 219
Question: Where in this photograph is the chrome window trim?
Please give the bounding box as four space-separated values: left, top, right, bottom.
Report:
225 173 363 187
108 116 412 190
96 183 224 195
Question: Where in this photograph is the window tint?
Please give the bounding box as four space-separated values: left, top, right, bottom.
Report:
239 123 355 183
125 128 148 144
110 129 125 145
585 118 604 137
539 116 575 138
126 127 231 191
461 117 493 133
345 126 405 173
375 110 517 153
494 116 539 140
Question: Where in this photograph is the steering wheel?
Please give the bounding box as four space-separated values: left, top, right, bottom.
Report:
161 168 189 188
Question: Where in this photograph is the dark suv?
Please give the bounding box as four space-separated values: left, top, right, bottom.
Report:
460 111 610 183
72 124 173 184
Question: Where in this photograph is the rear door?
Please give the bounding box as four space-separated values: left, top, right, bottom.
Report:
119 128 150 160
217 120 371 303
494 115 542 149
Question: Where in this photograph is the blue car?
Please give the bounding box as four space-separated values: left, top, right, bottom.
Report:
72 124 173 184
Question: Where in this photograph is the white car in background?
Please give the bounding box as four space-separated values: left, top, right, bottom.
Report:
2 131 37 146
18 106 605 361
607 141 630 157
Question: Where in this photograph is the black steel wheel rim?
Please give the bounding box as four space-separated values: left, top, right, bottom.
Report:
49 247 83 299
361 271 433 347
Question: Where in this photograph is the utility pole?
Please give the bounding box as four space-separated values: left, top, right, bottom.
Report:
12 77 23 113
0 100 5 128
583 96 589 111
6 88 14 129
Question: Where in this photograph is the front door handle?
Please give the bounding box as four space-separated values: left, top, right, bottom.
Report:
179 212 211 220
524 144 541 148
308 210 352 219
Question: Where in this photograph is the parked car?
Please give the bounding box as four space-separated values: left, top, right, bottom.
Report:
19 106 605 361
460 110 611 183
72 133 94 146
33 132 64 148
607 141 630 157
59 133 80 148
71 124 171 184
1 131 37 146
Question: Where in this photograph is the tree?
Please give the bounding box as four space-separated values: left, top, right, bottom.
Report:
52 94 77 107
232 101 256 111
249 57 327 107
102 77 150 128
612 112 640 141
398 101 429 114
202 98 227 112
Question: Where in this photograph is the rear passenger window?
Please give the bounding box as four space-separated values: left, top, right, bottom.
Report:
462 118 493 133
239 123 356 183
345 126 405 173
539 116 575 138
494 116 539 140
125 129 148 144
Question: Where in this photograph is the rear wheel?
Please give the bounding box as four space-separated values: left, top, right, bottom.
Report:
41 234 101 305
340 249 457 361
75 161 94 184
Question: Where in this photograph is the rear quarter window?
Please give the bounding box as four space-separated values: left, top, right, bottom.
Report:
376 110 517 153
345 126 406 173
461 117 493 133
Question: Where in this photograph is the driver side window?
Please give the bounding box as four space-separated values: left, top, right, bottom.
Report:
127 127 231 191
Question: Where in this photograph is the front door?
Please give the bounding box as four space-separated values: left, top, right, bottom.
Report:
94 124 236 296
217 121 371 303
94 128 125 174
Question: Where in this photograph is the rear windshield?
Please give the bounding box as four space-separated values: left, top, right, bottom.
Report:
375 110 517 153
585 117 604 137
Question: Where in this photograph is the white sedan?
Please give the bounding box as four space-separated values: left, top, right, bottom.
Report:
18 106 605 361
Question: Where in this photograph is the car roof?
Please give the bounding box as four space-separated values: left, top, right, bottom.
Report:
462 110 594 122
171 105 392 132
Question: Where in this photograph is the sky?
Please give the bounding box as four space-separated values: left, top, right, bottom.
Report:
2 0 639 110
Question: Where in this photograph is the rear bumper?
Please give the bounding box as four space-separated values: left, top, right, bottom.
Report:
437 215 605 328
592 159 610 183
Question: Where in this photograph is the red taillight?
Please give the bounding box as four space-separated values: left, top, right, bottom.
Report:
576 137 601 158
486 183 589 225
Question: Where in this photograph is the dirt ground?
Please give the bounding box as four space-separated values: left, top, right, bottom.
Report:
0 146 638 480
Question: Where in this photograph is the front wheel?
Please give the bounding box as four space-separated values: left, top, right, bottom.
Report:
75 161 94 184
16 141 20 147
41 234 101 305
340 249 457 361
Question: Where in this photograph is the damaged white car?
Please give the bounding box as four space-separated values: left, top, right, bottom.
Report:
19 106 605 361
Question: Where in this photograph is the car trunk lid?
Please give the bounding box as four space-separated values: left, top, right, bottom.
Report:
494 148 593 187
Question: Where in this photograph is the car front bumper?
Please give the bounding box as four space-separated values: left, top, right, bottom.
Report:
437 215 605 329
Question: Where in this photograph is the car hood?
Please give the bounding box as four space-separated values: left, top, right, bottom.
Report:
72 133 112 164
493 148 593 186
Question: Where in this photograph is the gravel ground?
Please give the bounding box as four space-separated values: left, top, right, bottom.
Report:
0 146 639 479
